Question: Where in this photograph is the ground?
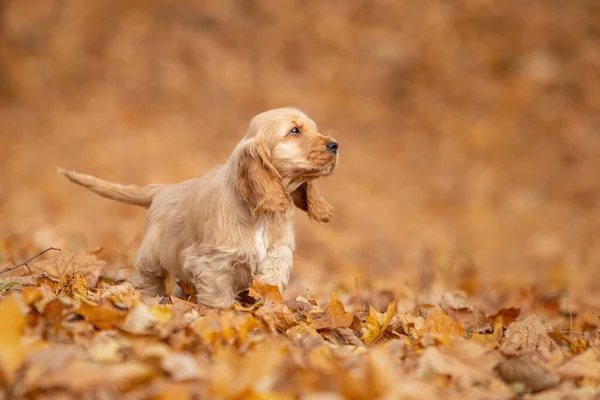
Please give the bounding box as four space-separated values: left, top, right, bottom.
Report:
1 0 600 398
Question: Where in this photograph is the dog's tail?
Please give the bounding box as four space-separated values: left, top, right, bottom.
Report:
57 167 164 208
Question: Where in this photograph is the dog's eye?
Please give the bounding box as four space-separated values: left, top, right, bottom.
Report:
289 127 300 136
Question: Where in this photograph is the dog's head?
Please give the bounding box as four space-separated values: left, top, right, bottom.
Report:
234 108 338 222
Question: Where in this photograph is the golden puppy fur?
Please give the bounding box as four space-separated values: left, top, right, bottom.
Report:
59 108 338 307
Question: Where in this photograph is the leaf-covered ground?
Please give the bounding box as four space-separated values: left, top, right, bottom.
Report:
0 247 599 399
2 0 600 398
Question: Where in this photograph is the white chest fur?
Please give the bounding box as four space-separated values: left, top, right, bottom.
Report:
254 217 268 262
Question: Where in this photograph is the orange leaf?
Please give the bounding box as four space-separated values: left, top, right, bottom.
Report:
248 278 283 304
77 299 128 330
54 272 88 299
422 309 466 337
307 292 354 330
0 295 27 384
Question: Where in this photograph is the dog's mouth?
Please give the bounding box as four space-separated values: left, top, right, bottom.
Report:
308 158 337 178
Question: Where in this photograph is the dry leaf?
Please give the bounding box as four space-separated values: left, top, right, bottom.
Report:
256 302 298 332
248 278 283 304
555 349 600 381
488 307 521 329
416 346 492 391
361 300 396 346
100 282 143 308
308 292 353 330
54 272 88 299
286 324 326 348
31 248 106 280
440 291 470 310
495 358 559 393
422 308 466 337
87 331 124 363
397 313 426 340
500 316 562 361
77 299 128 330
121 304 160 335
161 352 203 382
0 295 27 384
192 310 264 350
209 340 285 398
37 360 159 392
335 327 364 347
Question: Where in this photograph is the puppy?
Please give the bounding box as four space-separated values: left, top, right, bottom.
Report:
59 108 338 307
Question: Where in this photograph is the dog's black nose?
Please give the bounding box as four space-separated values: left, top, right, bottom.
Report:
326 141 338 154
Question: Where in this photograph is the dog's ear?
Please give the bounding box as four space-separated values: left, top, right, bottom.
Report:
236 141 293 214
291 181 333 223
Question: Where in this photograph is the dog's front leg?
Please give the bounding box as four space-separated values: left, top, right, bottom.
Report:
181 245 244 308
255 244 293 295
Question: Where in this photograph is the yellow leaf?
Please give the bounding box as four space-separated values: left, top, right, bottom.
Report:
0 295 27 384
361 300 396 346
422 309 466 337
307 292 353 330
192 310 264 350
55 272 88 299
151 305 173 324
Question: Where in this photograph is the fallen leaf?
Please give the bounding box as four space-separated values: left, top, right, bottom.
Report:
170 295 210 316
248 277 283 304
121 304 160 335
21 345 77 392
77 299 128 330
42 297 75 337
397 313 426 340
308 292 353 330
100 282 143 308
209 340 285 398
286 323 326 348
283 297 320 314
487 307 521 329
54 271 88 299
495 358 560 393
0 295 27 384
440 291 470 310
161 352 203 382
192 310 264 350
361 300 396 346
555 348 600 381
151 304 173 325
37 360 159 392
0 273 57 290
176 280 197 297
422 309 466 338
87 331 125 363
31 248 106 280
335 327 365 347
416 345 494 391
255 302 298 332
500 315 562 362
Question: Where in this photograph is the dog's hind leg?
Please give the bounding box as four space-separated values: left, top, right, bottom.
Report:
131 256 167 297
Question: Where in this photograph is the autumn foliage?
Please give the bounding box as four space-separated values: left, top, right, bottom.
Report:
0 247 599 398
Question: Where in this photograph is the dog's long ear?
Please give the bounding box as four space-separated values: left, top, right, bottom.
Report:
291 181 333 223
236 141 293 214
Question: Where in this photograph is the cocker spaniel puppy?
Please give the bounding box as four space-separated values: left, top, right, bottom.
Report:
59 108 338 307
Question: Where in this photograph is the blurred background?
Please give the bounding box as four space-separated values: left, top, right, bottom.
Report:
1 0 600 300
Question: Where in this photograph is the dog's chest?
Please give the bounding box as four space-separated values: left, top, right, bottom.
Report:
254 218 269 262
